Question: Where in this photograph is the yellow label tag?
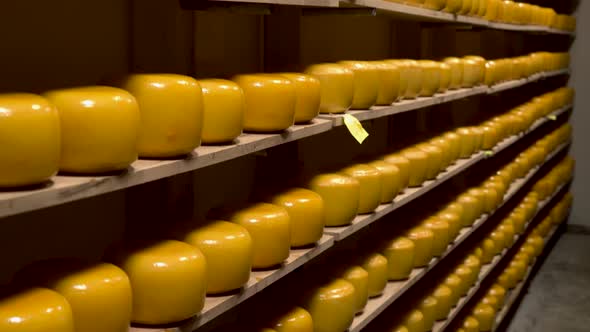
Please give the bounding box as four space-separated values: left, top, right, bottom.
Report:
343 114 369 144
548 115 557 121
484 150 493 157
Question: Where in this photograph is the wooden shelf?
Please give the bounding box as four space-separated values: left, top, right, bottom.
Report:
432 182 569 332
324 69 569 126
345 141 570 332
339 0 574 35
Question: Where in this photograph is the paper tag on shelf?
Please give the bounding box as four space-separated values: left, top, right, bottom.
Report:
548 115 557 121
343 114 369 144
484 150 493 157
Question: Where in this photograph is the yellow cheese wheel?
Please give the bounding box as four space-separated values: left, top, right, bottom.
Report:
472 303 495 331
229 203 291 268
439 63 452 93
407 227 435 267
526 235 545 257
280 73 321 124
342 266 369 314
273 307 314 332
383 236 415 280
479 238 496 264
422 218 450 257
487 284 507 306
401 60 423 99
443 58 464 90
462 256 482 284
418 60 441 97
339 61 379 109
18 260 132 332
115 74 203 157
464 56 486 84
113 240 207 324
485 0 500 20
455 266 475 294
44 86 140 173
481 188 498 213
489 230 506 254
183 221 253 294
443 131 462 162
509 259 527 282
0 93 60 188
498 222 515 248
402 148 429 187
466 188 486 216
305 279 356 332
443 0 462 13
433 285 453 321
372 61 402 105
459 0 472 15
419 296 438 331
417 143 444 180
461 59 481 88
436 211 462 239
369 160 402 203
456 127 475 158
457 194 481 227
308 173 360 226
392 326 410 332
272 188 325 247
429 136 453 169
382 153 411 190
461 316 480 332
404 310 426 332
199 79 244 144
482 294 500 312
305 63 353 114
0 288 75 332
233 74 296 132
444 274 463 305
362 254 389 297
341 164 383 214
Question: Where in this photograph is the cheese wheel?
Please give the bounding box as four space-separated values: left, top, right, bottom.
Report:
305 63 353 114
280 73 321 124
183 221 253 294
433 285 453 320
342 266 369 314
407 227 435 267
233 74 296 132
362 254 389 298
417 143 444 180
0 288 75 332
443 57 464 89
113 240 207 324
472 303 495 331
402 148 429 187
273 307 314 332
305 279 356 332
422 218 450 257
0 93 60 187
383 236 415 280
444 274 463 305
461 316 480 332
418 60 441 97
44 86 140 173
404 310 426 332
339 61 379 109
419 296 438 331
369 160 402 203
372 61 402 105
272 188 325 247
308 173 360 226
229 203 291 268
115 74 203 157
342 164 383 214
199 79 244 144
382 153 411 190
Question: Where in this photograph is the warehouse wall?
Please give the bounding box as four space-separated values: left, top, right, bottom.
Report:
570 2 590 227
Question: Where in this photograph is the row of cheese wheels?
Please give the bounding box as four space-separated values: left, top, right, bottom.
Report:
393 0 576 31
0 88 571 331
254 124 573 332
0 50 569 188
306 52 569 113
456 192 572 332
387 156 574 332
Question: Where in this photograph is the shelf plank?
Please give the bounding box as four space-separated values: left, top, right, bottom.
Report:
0 119 333 219
129 234 334 332
344 141 570 332
432 181 569 332
190 0 340 7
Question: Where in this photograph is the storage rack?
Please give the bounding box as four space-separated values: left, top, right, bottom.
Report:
0 1 575 332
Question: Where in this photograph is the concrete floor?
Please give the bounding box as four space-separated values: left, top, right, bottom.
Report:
506 231 590 332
